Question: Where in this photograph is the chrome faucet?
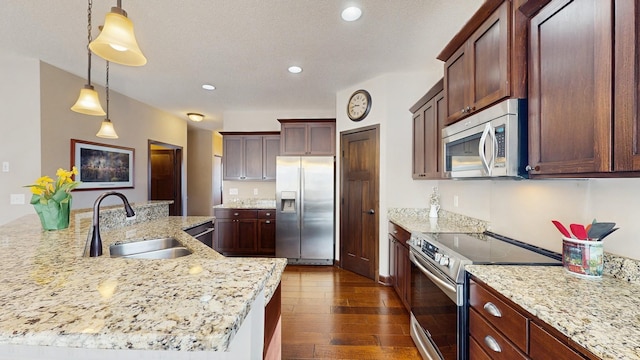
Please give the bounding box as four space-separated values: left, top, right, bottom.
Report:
86 191 136 257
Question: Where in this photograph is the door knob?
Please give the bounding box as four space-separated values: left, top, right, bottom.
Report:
365 209 375 215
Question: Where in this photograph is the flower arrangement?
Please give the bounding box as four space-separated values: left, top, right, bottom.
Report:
25 167 81 230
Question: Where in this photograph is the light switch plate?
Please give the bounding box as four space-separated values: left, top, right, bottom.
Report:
229 188 239 195
2 162 8 172
253 188 259 195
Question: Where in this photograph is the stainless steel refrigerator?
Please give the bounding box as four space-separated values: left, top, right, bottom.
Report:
276 156 335 265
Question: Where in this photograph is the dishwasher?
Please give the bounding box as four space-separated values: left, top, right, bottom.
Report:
185 221 215 248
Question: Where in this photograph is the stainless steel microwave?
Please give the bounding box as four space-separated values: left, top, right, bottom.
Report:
442 99 528 179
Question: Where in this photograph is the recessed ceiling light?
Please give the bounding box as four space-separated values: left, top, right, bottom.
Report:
341 6 362 21
202 84 216 90
288 66 303 74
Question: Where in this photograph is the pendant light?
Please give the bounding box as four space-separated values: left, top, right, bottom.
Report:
89 0 147 66
71 0 106 116
97 62 119 139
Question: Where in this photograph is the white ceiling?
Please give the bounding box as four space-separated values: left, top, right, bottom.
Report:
1 1 483 130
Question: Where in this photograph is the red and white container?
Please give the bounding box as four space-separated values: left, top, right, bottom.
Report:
562 237 603 278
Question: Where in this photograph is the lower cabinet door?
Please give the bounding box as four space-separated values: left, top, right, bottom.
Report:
258 219 276 255
529 322 584 360
215 219 236 254
236 219 258 253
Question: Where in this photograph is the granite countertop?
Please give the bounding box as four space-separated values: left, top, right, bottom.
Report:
466 265 640 360
387 208 487 234
0 211 286 352
213 199 276 210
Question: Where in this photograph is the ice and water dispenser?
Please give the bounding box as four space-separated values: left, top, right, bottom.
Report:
280 191 297 213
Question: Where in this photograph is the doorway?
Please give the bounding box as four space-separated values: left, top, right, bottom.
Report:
213 155 223 206
339 125 380 281
148 140 183 216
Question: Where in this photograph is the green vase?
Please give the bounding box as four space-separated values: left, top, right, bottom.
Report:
33 197 71 230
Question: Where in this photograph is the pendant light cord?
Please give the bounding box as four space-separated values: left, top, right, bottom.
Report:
86 0 93 85
105 61 110 119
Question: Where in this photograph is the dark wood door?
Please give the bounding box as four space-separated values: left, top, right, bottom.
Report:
150 149 180 215
527 0 613 175
469 0 509 111
237 219 258 253
243 136 263 180
262 136 280 180
280 123 307 155
308 123 336 155
613 0 640 172
223 136 244 180
340 125 379 281
215 218 236 253
258 219 276 255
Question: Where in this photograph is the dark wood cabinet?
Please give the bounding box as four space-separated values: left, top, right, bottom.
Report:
214 209 258 255
388 221 411 311
469 277 597 360
257 210 276 255
263 135 280 180
523 0 640 176
410 79 445 179
438 0 527 125
278 119 336 156
220 132 280 181
214 208 275 256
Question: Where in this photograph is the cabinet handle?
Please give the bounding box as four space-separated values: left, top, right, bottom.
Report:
265 220 271 224
266 213 271 216
233 212 239 216
483 302 502 318
461 107 467 114
483 335 502 353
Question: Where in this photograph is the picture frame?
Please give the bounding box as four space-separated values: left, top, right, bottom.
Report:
71 139 134 190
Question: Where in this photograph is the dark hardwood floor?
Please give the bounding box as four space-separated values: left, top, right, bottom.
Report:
281 265 421 359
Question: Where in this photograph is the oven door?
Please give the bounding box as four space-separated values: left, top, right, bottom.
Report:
409 249 460 360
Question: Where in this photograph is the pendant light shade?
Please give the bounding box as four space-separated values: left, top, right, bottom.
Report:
71 85 105 116
89 6 147 66
96 119 119 138
96 61 119 139
71 0 106 116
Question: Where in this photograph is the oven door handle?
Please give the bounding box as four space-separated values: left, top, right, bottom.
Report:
410 251 459 305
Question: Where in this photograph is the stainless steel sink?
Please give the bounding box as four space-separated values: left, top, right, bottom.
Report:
109 238 192 259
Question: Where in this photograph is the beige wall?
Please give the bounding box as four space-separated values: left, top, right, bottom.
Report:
436 178 640 260
0 55 42 225
38 62 188 211
187 127 213 215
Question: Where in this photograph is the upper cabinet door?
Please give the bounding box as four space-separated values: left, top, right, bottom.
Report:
613 0 640 172
223 136 244 180
441 0 517 125
221 132 280 181
243 136 264 180
526 0 613 175
263 136 280 180
279 119 336 156
411 79 445 179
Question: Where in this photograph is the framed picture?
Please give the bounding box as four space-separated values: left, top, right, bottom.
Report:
71 139 134 190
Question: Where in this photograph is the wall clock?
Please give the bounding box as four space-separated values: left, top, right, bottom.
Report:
347 89 371 121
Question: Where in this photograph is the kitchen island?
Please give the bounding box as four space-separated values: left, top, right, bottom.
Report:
0 202 286 360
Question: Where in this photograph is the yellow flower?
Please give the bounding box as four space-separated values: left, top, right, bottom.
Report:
25 168 82 203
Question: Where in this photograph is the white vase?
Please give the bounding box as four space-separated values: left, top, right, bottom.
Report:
429 204 440 218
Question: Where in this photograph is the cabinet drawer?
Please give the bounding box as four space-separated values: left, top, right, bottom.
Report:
469 308 527 360
469 280 528 352
530 322 584 360
258 210 275 219
388 222 410 242
214 209 257 219
468 335 493 360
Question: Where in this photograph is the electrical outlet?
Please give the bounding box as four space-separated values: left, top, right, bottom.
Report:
253 188 259 195
10 194 25 205
229 188 239 195
453 195 459 207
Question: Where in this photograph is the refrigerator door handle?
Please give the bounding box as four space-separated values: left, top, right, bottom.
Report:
300 166 304 229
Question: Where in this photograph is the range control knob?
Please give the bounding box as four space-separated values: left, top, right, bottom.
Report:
439 255 450 266
434 252 442 262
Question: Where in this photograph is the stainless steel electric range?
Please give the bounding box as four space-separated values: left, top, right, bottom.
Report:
408 231 562 360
